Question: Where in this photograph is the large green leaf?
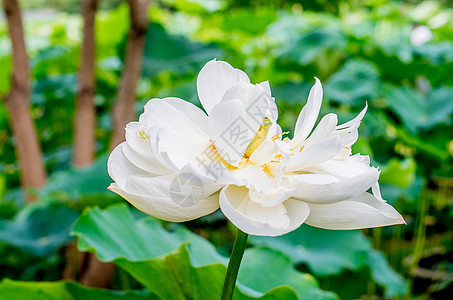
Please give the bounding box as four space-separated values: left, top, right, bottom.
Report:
385 85 453 133
379 158 417 188
40 155 111 197
72 204 337 300
142 23 223 78
251 225 370 276
0 200 16 219
39 155 121 210
222 9 277 35
0 201 78 256
272 81 313 105
72 203 225 266
0 278 159 300
414 42 453 65
111 245 306 300
366 250 408 298
250 225 408 298
276 28 346 66
325 59 380 104
240 247 337 300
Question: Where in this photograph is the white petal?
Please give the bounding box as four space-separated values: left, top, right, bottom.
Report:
148 126 180 171
221 83 251 104
125 173 220 202
292 167 380 204
303 113 338 148
336 103 367 130
124 122 169 174
197 60 250 115
305 192 406 230
122 140 170 174
258 80 271 96
305 154 372 179
125 122 153 158
331 147 352 160
107 143 148 188
108 183 219 222
292 77 323 146
220 82 277 124
267 122 282 140
256 81 278 122
208 99 263 166
335 103 367 147
247 85 278 123
149 126 211 171
140 97 209 138
372 182 384 202
249 140 280 166
248 185 299 207
290 173 340 185
245 200 290 229
162 97 209 131
272 140 291 181
286 136 342 172
219 185 310 236
233 163 278 193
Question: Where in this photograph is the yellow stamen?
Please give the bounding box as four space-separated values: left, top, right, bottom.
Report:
208 139 237 171
209 139 216 150
271 131 289 142
260 164 274 178
244 118 272 158
138 125 150 140
299 145 305 152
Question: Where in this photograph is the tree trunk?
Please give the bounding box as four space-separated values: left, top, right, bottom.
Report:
61 241 86 281
64 0 107 286
81 253 116 288
73 0 99 167
110 0 150 149
86 0 150 285
2 0 47 201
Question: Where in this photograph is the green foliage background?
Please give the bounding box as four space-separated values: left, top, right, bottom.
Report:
0 0 452 299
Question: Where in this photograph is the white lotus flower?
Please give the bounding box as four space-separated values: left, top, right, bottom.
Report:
108 60 405 236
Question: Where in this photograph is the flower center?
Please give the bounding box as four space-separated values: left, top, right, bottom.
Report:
209 118 285 179
243 118 272 158
240 118 280 178
137 125 150 140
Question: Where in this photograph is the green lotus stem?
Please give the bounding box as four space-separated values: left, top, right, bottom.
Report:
221 228 248 300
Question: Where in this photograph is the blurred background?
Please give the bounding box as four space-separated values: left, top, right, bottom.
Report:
0 0 452 299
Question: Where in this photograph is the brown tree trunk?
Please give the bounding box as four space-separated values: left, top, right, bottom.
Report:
73 0 99 167
61 241 86 281
110 0 150 149
81 254 116 288
64 0 108 286
2 0 47 201
86 0 150 285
